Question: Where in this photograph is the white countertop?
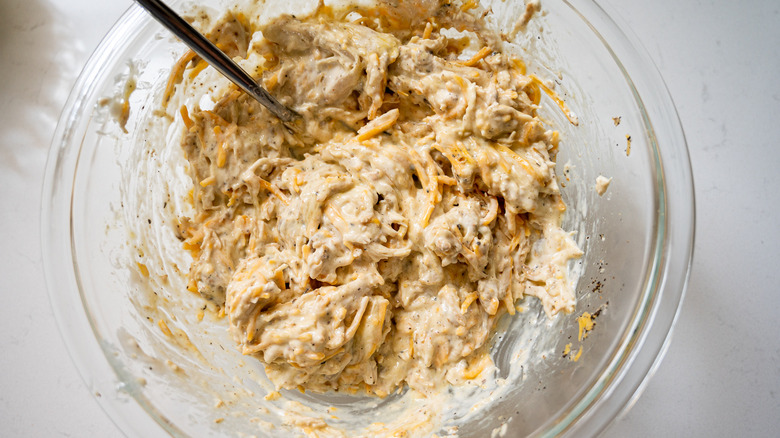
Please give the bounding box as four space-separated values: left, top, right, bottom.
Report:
1 0 778 436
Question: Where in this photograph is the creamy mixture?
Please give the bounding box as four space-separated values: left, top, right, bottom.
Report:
169 0 581 397
595 175 612 196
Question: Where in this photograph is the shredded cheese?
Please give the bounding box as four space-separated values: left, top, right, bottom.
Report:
512 57 528 75
136 262 149 278
422 21 433 39
200 176 216 187
529 74 579 126
180 105 194 130
460 0 478 12
162 50 197 107
577 312 595 341
217 142 227 168
188 58 209 79
257 177 290 205
460 293 478 314
158 319 173 337
357 109 399 141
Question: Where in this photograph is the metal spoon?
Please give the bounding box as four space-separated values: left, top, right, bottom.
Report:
134 0 298 123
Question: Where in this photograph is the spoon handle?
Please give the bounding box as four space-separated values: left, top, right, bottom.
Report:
134 0 297 122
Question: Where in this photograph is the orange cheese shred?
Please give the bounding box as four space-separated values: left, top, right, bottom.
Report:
460 46 492 67
163 50 197 107
529 74 579 126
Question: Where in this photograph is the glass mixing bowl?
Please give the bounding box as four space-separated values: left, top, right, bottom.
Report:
42 0 694 436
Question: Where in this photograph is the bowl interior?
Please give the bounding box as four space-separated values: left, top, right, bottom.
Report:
45 0 686 436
